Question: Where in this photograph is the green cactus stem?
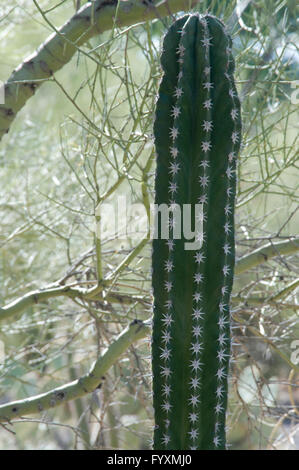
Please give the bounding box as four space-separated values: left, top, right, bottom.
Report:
152 13 242 450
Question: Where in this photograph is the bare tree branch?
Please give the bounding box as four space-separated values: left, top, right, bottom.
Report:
0 319 150 423
1 238 298 322
0 0 199 142
235 238 299 275
0 282 148 322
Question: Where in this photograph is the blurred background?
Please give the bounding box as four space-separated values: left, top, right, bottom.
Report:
0 0 298 449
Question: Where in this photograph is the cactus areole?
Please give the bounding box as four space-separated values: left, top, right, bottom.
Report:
152 14 242 450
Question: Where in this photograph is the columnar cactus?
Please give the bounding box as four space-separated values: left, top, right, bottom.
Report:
152 14 242 450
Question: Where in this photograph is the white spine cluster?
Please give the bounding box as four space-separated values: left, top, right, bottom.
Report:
159 28 187 447
212 41 239 449
187 18 214 450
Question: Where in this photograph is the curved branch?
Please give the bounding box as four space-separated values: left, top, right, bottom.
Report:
0 319 150 423
0 0 198 142
0 282 147 322
1 238 298 322
232 296 299 311
0 285 84 322
235 238 299 275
